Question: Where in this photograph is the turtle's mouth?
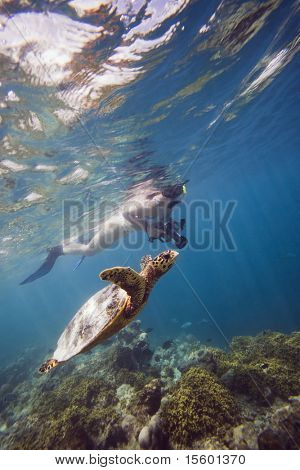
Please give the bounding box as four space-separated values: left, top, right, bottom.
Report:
165 250 179 262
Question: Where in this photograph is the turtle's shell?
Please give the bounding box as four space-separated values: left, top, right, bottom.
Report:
53 284 127 362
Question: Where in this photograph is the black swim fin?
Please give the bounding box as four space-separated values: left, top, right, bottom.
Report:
73 255 85 272
20 245 64 285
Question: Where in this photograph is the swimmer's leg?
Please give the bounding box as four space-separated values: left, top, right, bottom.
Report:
62 242 94 256
20 215 135 284
20 239 95 285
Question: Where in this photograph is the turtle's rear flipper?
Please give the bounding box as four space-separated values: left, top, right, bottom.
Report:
20 245 64 285
39 359 59 374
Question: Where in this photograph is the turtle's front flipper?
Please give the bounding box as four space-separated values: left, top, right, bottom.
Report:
100 267 146 305
20 245 64 285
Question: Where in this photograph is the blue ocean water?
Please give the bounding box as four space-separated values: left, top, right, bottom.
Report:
0 0 299 372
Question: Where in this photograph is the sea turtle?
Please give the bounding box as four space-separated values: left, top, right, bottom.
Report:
39 250 179 373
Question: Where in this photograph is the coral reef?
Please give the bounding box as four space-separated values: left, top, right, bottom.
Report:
138 414 168 450
214 331 300 402
9 375 123 450
161 368 239 447
257 396 300 450
0 325 299 450
226 395 300 450
136 379 162 415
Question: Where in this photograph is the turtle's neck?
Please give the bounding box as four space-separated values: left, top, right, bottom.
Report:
141 263 158 293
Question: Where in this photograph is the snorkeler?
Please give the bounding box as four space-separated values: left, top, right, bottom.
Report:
20 179 188 285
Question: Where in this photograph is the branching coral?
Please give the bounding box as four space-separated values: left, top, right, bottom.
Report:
161 368 239 447
230 331 300 366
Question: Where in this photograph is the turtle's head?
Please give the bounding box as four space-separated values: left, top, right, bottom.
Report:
151 250 179 277
39 358 59 374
